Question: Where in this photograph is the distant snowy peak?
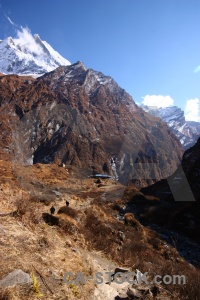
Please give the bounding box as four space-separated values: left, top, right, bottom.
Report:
0 34 71 76
140 104 200 149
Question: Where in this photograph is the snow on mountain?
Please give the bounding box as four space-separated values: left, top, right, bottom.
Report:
186 121 200 136
0 32 71 76
140 105 200 149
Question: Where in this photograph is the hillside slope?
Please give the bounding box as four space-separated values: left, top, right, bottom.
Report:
0 63 183 186
141 138 200 242
0 161 200 299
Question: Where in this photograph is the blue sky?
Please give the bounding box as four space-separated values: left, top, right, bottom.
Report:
0 0 200 120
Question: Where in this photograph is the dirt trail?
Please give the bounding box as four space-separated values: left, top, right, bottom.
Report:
78 248 131 300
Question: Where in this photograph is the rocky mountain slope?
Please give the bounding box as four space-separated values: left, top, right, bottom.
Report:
140 105 200 149
187 120 200 136
140 137 200 242
0 62 183 186
0 34 70 76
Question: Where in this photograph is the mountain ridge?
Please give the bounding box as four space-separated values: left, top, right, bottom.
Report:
140 104 200 149
0 62 183 186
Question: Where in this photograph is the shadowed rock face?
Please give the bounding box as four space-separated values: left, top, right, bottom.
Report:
141 138 200 241
0 62 183 186
141 137 200 201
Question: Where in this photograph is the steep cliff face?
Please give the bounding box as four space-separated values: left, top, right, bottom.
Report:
141 138 200 241
0 62 183 186
142 137 200 200
140 105 200 149
187 121 200 137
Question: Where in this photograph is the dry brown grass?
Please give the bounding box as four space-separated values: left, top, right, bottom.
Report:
57 206 79 219
0 174 95 299
1 161 200 300
0 214 95 299
81 199 200 300
0 288 10 300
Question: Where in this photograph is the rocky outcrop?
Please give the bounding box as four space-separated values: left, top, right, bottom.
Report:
0 269 32 288
0 63 183 186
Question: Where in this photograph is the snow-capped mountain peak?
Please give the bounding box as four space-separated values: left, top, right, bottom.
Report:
0 32 71 76
140 104 200 149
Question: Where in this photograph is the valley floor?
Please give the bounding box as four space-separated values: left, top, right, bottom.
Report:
0 161 200 300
